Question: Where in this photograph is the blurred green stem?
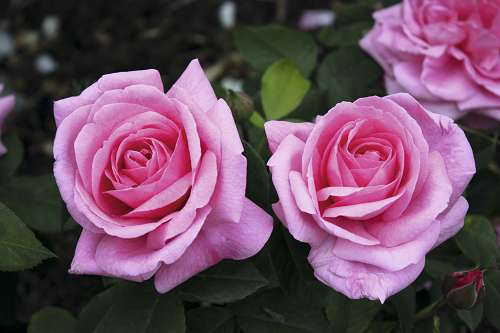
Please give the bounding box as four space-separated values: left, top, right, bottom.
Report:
414 297 446 322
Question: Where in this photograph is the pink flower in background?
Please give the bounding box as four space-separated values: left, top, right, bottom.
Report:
53 59 273 292
299 9 335 30
265 93 475 302
360 1 500 121
0 84 14 156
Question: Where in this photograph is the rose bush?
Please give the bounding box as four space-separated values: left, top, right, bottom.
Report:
360 0 500 121
53 59 273 292
265 93 475 302
0 84 14 156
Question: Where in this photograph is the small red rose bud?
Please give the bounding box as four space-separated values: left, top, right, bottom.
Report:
442 268 485 310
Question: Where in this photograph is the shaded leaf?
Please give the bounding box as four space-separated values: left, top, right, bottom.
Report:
179 260 268 304
318 22 372 47
0 175 64 234
186 307 234 333
457 304 483 332
234 25 318 76
243 140 270 210
0 202 55 271
484 270 500 330
325 291 381 333
78 282 185 333
0 132 23 184
390 286 415 333
28 307 76 333
455 215 498 267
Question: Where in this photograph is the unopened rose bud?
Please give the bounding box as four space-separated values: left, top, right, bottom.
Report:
442 268 484 310
225 90 255 122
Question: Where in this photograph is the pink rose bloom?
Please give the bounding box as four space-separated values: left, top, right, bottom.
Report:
0 84 14 156
360 1 500 121
53 59 273 292
265 93 475 302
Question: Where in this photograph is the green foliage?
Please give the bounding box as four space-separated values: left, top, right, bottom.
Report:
457 304 483 332
0 202 54 271
28 307 77 333
0 132 23 183
186 307 235 333
234 25 318 77
178 260 268 304
78 282 185 333
0 175 65 234
455 215 499 267
484 270 500 329
261 59 310 120
390 286 416 333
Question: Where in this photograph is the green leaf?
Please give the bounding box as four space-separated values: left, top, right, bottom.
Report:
455 215 499 267
0 202 55 271
78 282 185 333
484 270 500 329
317 46 382 105
0 175 65 234
261 59 310 120
232 289 331 333
179 260 268 304
457 304 483 332
234 25 318 77
333 3 374 27
243 140 270 210
186 307 234 333
425 259 457 282
0 132 23 184
28 307 77 333
318 22 372 48
0 272 17 327
390 286 415 333
325 291 381 333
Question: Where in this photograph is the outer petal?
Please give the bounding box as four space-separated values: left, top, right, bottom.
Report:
154 199 273 293
386 93 476 202
69 230 107 276
309 238 425 303
207 99 247 223
267 134 326 246
264 120 314 154
54 69 162 126
434 196 469 247
0 94 15 156
166 59 217 113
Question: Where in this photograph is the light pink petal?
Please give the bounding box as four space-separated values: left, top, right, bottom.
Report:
289 171 316 214
69 230 106 276
97 69 163 93
393 61 439 101
434 196 469 247
323 194 401 220
313 216 380 246
334 220 439 272
54 82 100 127
204 99 246 223
265 120 314 154
366 152 452 246
154 199 273 293
421 54 479 102
93 206 212 282
309 238 425 302
267 135 325 246
0 94 15 156
387 93 476 202
166 59 217 113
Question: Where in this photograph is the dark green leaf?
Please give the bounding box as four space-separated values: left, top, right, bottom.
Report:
325 291 381 333
179 260 268 304
232 289 331 333
457 304 483 332
234 25 318 76
484 270 500 329
0 272 17 327
78 282 185 333
186 307 234 333
28 307 77 333
455 215 498 267
317 46 382 106
261 59 310 120
0 132 23 184
425 259 457 282
318 22 372 48
390 286 415 333
0 175 64 234
333 3 374 27
0 202 55 271
243 140 270 210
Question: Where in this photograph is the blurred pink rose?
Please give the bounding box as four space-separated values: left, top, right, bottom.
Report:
360 1 500 121
0 84 14 156
53 59 273 292
265 93 475 302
